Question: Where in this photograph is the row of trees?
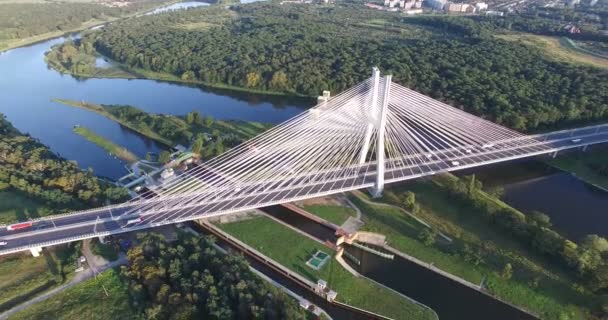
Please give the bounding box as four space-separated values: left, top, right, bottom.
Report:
103 104 247 158
0 113 128 211
121 233 307 319
439 174 608 292
89 3 608 132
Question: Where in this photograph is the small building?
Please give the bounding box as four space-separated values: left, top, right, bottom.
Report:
475 2 488 10
160 168 175 181
446 2 471 12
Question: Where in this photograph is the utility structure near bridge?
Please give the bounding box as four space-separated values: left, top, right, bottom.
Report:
1 68 607 257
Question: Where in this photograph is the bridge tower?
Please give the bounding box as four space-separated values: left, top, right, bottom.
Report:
359 68 391 197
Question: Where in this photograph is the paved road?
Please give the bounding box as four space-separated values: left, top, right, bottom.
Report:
0 124 607 256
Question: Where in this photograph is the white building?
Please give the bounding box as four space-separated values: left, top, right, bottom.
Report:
475 2 488 10
485 10 504 16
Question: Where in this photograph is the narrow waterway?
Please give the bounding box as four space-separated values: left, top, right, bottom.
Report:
465 158 608 240
343 244 537 320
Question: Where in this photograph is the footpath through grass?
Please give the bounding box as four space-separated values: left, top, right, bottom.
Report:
10 268 137 320
73 126 138 163
351 179 594 320
218 216 437 320
302 204 356 225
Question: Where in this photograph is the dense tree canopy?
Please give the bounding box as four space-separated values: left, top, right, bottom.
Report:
121 233 307 319
0 113 128 211
90 3 608 132
0 1 166 46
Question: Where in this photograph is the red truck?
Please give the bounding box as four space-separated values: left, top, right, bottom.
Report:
6 221 33 231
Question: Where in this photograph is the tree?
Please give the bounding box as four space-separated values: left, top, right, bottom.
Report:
158 150 171 163
417 228 437 246
269 71 289 91
205 115 213 127
529 211 552 228
245 72 261 88
402 191 416 209
191 137 204 155
145 152 152 161
501 263 513 280
186 111 195 125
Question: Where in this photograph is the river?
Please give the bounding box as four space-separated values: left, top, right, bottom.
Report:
0 5 309 180
467 159 608 240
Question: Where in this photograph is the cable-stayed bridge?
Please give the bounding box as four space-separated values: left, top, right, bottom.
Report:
2 68 608 256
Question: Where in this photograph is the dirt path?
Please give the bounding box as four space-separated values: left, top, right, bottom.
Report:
0 245 126 320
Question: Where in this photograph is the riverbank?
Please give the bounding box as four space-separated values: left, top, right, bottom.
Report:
73 126 138 163
44 42 313 99
351 176 596 319
217 215 438 320
54 99 174 146
546 146 608 191
0 0 181 53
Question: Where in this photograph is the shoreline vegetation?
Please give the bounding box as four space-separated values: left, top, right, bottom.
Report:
53 98 174 146
44 43 312 98
0 0 181 53
53 98 270 158
73 126 139 163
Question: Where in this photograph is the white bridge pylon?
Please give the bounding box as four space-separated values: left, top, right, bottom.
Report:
128 67 544 219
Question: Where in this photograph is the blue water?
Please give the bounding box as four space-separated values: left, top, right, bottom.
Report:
0 32 308 179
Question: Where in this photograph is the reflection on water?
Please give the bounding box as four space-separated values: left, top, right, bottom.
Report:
0 29 309 179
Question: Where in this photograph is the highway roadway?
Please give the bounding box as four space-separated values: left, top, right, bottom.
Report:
0 123 607 256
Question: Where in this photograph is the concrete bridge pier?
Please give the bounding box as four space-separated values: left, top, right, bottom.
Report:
583 145 588 152
552 151 558 158
98 236 106 244
29 247 42 257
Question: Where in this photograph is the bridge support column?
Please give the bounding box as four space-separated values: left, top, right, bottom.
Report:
98 236 106 244
552 151 558 158
359 67 381 165
583 145 588 152
372 74 392 198
30 247 42 257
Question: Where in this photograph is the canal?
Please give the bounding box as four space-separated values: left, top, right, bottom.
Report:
343 244 536 320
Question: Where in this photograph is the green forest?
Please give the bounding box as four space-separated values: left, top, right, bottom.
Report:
0 0 167 49
121 233 307 319
86 3 608 132
0 113 128 213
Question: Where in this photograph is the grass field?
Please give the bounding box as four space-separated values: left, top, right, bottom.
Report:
73 126 138 163
547 146 608 190
352 179 594 319
218 216 438 320
0 190 49 224
497 33 608 69
302 204 356 225
10 268 138 320
0 253 61 311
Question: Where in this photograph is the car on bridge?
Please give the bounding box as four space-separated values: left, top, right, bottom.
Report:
571 138 582 143
0 241 7 246
6 221 33 231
